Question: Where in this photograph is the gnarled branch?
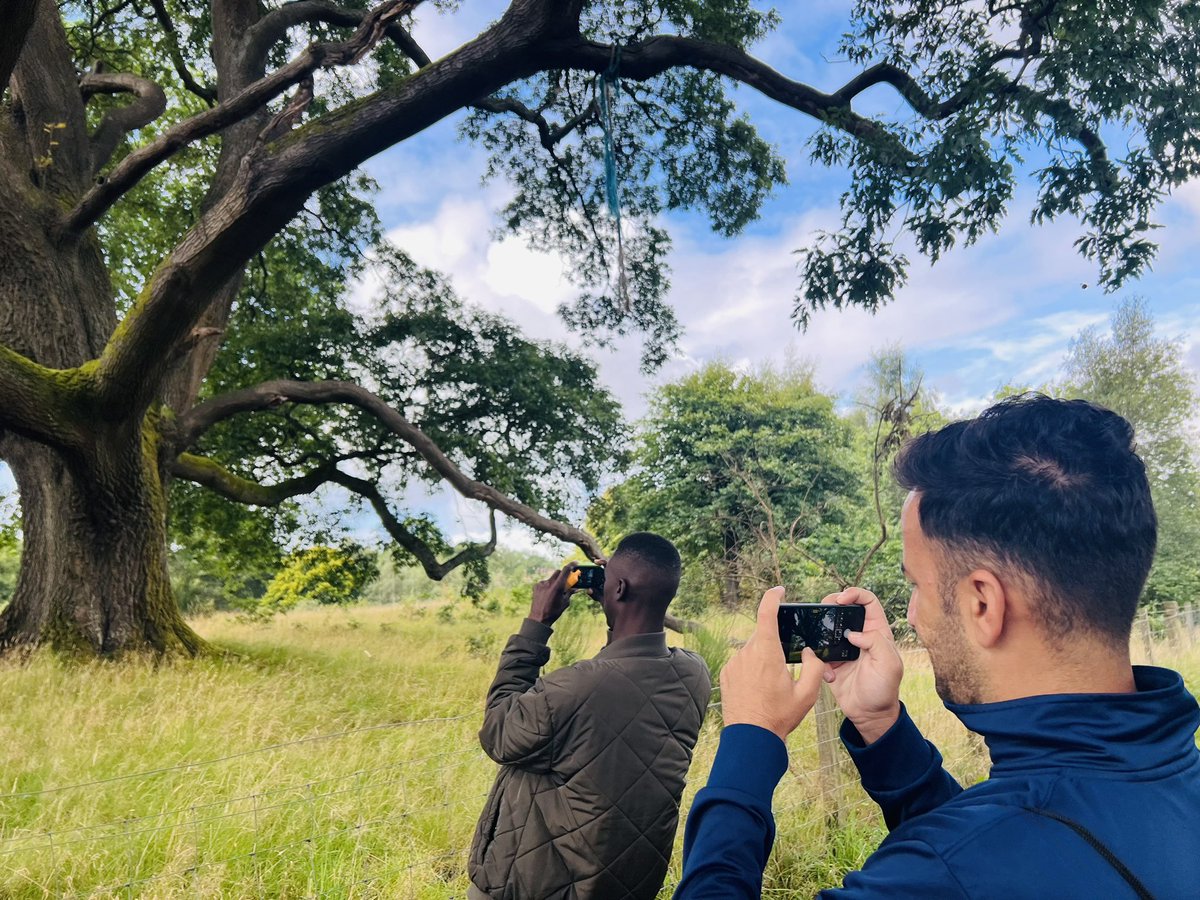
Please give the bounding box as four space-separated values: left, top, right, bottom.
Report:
84 4 549 419
58 0 423 236
170 452 496 580
147 0 217 104
174 378 604 559
249 0 431 71
172 443 699 630
474 95 598 151
334 471 498 579
80 69 168 174
543 34 915 162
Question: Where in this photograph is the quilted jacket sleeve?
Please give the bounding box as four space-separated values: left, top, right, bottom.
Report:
478 618 579 772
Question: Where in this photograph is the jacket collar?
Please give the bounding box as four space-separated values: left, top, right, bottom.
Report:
596 630 670 660
946 666 1200 776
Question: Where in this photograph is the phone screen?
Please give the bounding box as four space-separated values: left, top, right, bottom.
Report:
777 603 865 663
572 566 605 593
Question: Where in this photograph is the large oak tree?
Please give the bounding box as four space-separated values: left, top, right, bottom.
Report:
1 0 1196 655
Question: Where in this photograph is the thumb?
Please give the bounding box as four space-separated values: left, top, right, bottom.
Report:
846 629 881 652
795 647 825 708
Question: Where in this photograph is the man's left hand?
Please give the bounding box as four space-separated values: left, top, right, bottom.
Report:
721 586 825 742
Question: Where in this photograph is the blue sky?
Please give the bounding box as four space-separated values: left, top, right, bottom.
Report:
340 1 1200 550
3 1 1199 554
358 0 1200 415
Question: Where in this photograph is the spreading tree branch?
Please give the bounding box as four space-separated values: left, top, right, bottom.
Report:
81 0 1097 432
174 440 698 631
334 471 498 579
249 0 431 71
59 0 423 235
544 32 1111 175
173 378 605 558
0 348 88 449
170 452 341 505
147 0 217 104
170 452 498 580
543 34 915 162
83 3 553 418
80 69 168 174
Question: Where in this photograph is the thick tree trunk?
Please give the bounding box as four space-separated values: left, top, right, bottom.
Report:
0 432 203 655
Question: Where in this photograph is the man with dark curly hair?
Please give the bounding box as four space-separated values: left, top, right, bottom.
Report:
677 394 1200 899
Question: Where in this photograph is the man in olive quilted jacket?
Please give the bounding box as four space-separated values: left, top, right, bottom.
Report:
468 532 712 900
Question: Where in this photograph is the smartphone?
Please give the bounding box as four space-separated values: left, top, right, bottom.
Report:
778 603 865 663
568 566 605 593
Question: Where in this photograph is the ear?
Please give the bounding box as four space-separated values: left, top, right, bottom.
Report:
612 577 629 603
961 568 1007 649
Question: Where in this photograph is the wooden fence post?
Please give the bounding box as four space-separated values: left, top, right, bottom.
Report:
1163 601 1184 647
1137 608 1155 664
813 684 842 825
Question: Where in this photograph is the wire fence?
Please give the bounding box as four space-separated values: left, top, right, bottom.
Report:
2 612 1196 898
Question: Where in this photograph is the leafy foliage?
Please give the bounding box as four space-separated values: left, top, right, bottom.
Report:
1060 298 1200 607
590 361 861 606
177 242 626 576
796 0 1200 323
259 542 380 614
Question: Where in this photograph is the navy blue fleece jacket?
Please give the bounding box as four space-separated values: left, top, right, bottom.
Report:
676 666 1200 899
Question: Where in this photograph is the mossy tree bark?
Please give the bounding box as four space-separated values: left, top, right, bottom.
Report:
0 435 202 655
0 0 608 655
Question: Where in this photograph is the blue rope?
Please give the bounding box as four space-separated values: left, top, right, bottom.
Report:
599 72 621 218
598 47 629 309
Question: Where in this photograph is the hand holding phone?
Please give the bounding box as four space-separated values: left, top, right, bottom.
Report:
819 588 904 745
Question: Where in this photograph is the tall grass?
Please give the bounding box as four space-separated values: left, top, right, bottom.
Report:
0 604 1194 898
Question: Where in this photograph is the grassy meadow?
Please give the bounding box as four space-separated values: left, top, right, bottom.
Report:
0 602 1196 899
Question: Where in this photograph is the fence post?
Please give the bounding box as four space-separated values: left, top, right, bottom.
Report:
1163 601 1183 647
813 684 842 825
1138 608 1155 664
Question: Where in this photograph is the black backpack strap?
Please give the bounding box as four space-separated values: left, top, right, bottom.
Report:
1022 806 1155 900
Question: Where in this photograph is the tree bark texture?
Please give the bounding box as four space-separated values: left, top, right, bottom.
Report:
0 435 202 655
0 0 599 656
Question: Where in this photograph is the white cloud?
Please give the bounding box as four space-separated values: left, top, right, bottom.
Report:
483 237 574 315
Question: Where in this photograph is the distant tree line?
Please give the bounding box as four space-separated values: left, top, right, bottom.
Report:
589 298 1200 624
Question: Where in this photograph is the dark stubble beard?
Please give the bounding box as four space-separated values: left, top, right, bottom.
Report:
926 584 987 706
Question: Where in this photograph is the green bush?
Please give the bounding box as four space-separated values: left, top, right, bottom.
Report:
259 542 378 614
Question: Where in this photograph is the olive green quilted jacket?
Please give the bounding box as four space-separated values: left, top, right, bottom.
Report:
467 618 711 900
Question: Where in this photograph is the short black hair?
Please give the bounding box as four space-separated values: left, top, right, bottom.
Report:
611 532 682 609
612 532 682 576
893 393 1156 642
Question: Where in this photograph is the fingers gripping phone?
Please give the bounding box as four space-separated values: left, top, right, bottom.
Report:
567 566 605 594
778 603 865 663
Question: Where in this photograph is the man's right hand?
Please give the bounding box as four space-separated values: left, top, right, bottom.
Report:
529 564 576 626
720 587 825 742
822 587 904 744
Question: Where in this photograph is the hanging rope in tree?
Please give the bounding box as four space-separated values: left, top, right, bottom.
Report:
598 47 630 311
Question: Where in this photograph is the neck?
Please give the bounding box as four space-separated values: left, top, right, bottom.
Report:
609 613 665 642
986 642 1136 703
